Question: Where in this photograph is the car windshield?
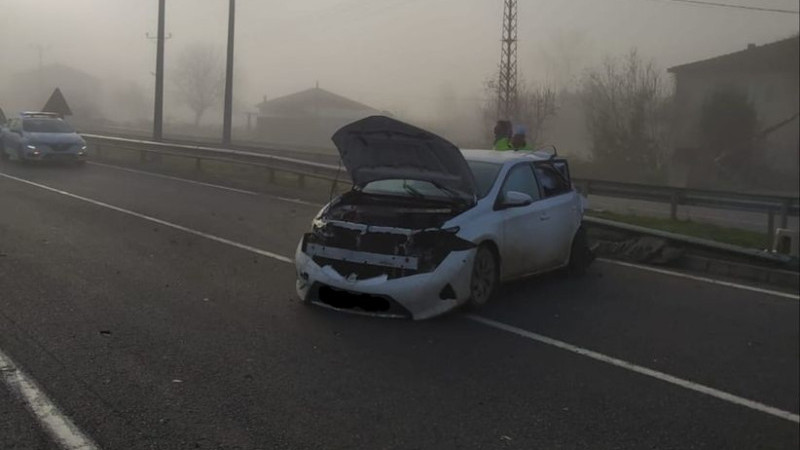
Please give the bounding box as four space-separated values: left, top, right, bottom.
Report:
22 118 74 133
361 179 460 201
466 160 503 199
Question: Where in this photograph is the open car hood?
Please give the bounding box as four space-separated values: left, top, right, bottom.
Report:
332 116 476 199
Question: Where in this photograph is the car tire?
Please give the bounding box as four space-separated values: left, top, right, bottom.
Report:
467 244 499 308
568 226 594 276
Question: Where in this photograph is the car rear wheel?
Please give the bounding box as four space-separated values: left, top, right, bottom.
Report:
568 226 594 276
468 244 499 307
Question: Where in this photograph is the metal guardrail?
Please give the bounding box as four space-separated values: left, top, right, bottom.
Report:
573 179 799 242
84 134 799 242
84 134 352 191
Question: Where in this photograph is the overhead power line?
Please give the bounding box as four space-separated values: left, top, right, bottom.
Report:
658 0 800 14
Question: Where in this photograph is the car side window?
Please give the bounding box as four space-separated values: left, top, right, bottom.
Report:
9 119 21 131
534 164 571 198
500 163 541 202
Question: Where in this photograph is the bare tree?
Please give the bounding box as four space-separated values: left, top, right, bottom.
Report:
580 50 672 178
517 83 557 147
171 43 224 126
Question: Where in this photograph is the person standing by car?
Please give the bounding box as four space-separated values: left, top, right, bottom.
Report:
511 124 531 151
492 120 513 151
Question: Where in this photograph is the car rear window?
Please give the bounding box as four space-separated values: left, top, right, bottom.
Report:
22 119 74 133
467 161 502 199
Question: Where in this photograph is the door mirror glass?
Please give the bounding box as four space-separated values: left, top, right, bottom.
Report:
500 191 533 208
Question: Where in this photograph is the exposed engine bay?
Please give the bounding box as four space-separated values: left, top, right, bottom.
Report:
301 191 475 280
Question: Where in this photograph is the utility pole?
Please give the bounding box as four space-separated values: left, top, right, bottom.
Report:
222 0 236 145
153 0 166 141
497 0 518 121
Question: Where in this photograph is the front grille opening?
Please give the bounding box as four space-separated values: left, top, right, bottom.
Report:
312 256 418 280
43 154 77 161
319 285 391 312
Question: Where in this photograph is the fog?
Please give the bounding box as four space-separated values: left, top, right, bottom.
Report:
0 0 798 152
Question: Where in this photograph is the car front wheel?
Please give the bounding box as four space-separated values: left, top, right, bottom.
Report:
468 244 499 307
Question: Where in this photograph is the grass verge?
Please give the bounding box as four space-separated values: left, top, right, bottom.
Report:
586 210 768 249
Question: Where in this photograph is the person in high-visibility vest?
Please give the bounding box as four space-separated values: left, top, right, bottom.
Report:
511 124 532 151
492 120 513 151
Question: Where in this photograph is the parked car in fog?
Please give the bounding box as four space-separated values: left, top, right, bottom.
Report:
0 112 88 165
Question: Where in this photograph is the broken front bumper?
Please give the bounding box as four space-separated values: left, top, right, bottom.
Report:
294 243 476 320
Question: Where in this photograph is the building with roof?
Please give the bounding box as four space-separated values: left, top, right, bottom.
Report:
255 86 384 149
4 64 103 124
668 36 799 190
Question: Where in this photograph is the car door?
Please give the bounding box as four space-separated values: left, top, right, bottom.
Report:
533 162 581 268
496 162 560 279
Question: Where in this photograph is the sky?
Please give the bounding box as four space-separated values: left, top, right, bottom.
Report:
0 0 798 122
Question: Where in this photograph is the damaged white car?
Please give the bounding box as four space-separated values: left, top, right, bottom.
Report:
295 116 592 320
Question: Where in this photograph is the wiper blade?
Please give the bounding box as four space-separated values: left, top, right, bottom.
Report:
402 182 426 199
430 182 471 204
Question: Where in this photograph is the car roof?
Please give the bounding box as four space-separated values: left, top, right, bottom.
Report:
20 112 62 119
460 149 553 164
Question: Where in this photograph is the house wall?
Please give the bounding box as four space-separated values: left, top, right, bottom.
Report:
2 66 105 124
672 69 799 175
256 115 366 149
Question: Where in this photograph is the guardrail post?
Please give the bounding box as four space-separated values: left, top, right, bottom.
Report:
298 173 306 189
140 150 147 164
767 210 776 249
268 168 275 184
670 191 679 220
779 199 789 229
95 143 102 158
195 157 202 172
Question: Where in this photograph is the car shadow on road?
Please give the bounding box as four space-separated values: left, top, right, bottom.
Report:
470 265 609 325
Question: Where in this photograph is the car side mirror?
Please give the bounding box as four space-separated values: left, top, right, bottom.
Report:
499 191 533 209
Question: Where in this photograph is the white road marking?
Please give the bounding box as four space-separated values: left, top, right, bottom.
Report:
272 196 324 208
466 314 800 424
88 161 325 208
88 161 259 195
0 172 293 264
2 171 797 426
598 258 799 300
0 348 99 450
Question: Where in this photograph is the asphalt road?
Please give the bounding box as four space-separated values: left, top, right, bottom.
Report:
0 161 797 449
